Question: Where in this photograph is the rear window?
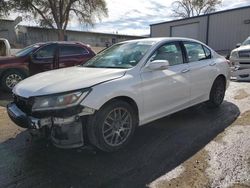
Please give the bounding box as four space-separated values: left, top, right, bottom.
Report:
59 45 89 56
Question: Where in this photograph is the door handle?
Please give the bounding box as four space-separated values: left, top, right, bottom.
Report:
181 69 190 73
209 62 216 66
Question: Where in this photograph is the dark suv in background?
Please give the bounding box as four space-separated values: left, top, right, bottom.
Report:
0 41 96 91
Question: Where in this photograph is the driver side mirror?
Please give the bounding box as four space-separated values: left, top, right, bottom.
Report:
145 60 169 71
236 43 241 48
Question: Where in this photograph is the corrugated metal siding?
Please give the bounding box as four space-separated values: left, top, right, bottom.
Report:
0 20 17 46
151 17 208 43
208 8 250 54
171 22 199 40
150 6 250 55
16 26 142 48
151 23 171 37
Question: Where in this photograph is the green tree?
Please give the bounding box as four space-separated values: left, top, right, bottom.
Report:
172 0 221 18
11 0 108 40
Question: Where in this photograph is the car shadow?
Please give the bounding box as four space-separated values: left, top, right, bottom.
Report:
0 90 12 107
0 101 240 188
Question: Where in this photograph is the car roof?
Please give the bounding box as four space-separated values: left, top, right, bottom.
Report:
121 37 204 44
35 41 90 47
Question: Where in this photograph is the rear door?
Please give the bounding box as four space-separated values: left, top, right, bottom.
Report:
182 41 214 102
58 44 91 68
29 44 57 75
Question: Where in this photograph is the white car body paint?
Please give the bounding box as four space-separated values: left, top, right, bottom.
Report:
13 38 230 126
13 66 126 98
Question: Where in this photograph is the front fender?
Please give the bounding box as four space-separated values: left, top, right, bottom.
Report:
80 74 143 113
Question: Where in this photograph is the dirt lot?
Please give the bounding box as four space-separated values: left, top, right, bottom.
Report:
0 82 249 188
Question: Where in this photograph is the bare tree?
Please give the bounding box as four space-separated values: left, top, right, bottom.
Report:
11 0 108 40
0 0 10 17
172 0 221 18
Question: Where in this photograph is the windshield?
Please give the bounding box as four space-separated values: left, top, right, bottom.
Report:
15 44 40 57
83 41 155 69
242 37 250 46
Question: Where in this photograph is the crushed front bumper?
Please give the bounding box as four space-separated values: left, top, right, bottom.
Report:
7 103 86 149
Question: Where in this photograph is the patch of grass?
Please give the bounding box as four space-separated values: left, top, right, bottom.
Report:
0 100 10 107
229 184 250 188
232 111 250 126
234 89 250 100
155 150 211 188
0 91 12 107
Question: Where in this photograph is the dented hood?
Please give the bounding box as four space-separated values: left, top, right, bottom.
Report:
13 66 126 98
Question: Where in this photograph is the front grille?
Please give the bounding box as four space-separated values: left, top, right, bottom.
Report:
239 50 250 58
239 62 250 65
13 95 33 114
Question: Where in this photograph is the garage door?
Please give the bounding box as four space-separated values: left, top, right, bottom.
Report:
171 23 199 40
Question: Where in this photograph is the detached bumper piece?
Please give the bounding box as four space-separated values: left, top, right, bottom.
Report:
7 103 84 149
7 103 47 129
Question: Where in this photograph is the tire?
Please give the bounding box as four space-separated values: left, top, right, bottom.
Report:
87 100 137 152
206 77 226 108
1 70 25 92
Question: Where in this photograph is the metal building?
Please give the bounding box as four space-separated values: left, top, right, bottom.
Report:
0 18 144 51
150 6 250 56
15 25 144 50
0 17 22 47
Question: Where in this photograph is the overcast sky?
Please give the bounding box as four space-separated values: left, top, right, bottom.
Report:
15 0 250 36
74 0 250 36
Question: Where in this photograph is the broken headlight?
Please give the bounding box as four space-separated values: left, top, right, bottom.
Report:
32 89 91 111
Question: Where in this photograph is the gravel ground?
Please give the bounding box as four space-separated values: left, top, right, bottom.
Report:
0 81 249 188
149 81 250 188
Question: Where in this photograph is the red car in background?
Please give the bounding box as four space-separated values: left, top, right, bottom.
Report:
0 41 96 91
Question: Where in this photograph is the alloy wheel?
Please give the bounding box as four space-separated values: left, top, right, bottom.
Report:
5 74 23 89
102 107 132 147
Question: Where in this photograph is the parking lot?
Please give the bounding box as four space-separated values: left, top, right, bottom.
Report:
0 81 249 188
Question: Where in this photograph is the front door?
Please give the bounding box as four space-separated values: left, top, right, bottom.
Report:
140 42 191 124
29 44 57 75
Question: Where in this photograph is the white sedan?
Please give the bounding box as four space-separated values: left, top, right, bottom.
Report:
7 38 230 152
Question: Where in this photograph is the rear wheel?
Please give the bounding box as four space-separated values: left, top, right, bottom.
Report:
87 100 137 152
1 70 25 92
206 77 226 108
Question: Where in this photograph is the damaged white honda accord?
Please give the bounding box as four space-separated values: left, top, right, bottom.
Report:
7 38 230 152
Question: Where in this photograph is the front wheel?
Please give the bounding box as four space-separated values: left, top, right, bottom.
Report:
206 77 226 108
87 100 137 152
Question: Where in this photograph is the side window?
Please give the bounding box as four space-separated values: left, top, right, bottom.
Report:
151 43 184 66
59 45 89 57
35 44 56 59
203 46 212 59
183 42 207 62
